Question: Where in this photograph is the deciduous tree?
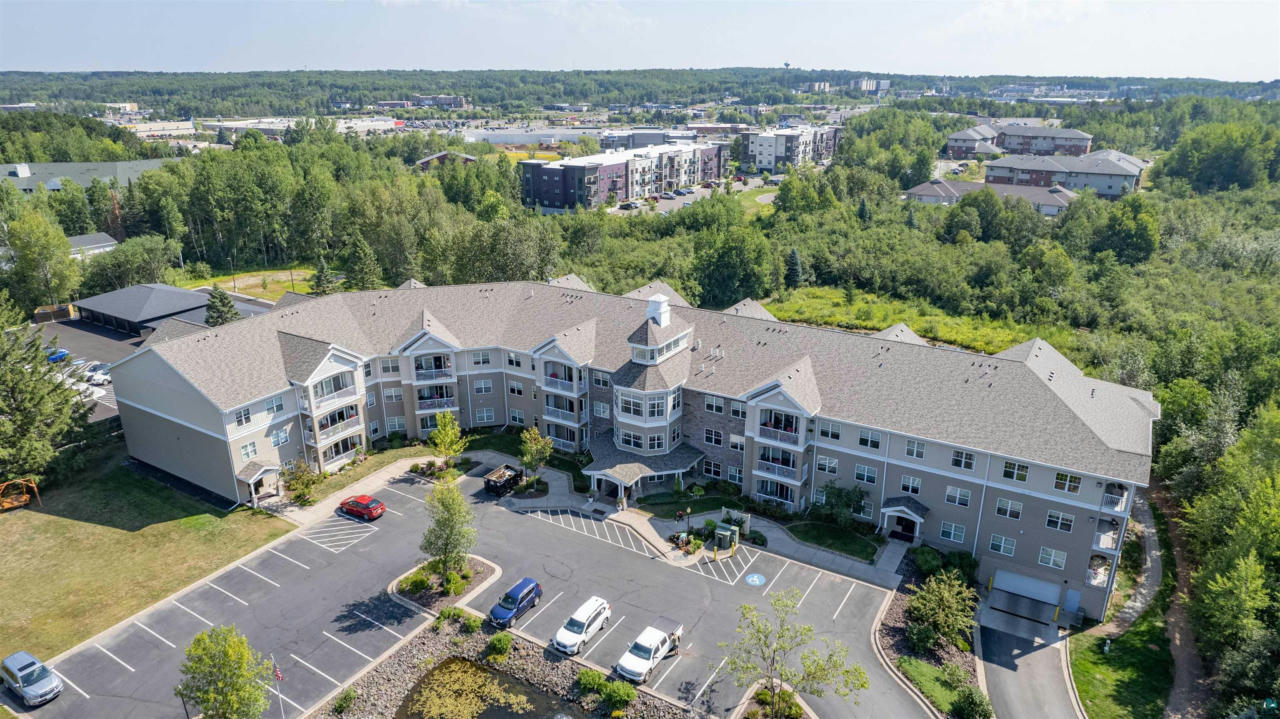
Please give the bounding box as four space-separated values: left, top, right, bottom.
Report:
519 425 553 478
420 481 476 573
429 410 470 466
173 626 271 719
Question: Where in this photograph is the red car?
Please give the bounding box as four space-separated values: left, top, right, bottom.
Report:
733 175 745 182
339 495 385 520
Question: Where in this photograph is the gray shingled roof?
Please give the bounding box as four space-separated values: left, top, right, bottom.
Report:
277 332 334 384
140 317 206 348
871 323 929 346
68 231 118 252
547 274 596 292
74 284 210 323
584 435 704 485
627 315 690 346
623 281 690 307
723 298 774 320
986 150 1143 177
2 159 170 193
905 178 1078 208
949 125 999 142
882 495 930 517
274 292 315 309
130 282 1157 483
995 125 1092 139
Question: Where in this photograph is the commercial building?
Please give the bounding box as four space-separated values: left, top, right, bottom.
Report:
904 178 1078 216
203 117 402 138
2 159 170 194
110 279 1157 623
73 283 267 337
518 142 728 212
413 95 470 109
984 150 1146 198
120 120 196 139
946 123 1093 159
739 127 841 171
376 100 413 109
600 129 697 150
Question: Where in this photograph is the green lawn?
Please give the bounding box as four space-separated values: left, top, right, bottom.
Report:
310 444 443 501
1069 503 1176 719
735 185 777 217
636 492 745 519
785 520 879 561
0 442 293 664
177 265 318 301
897 656 960 714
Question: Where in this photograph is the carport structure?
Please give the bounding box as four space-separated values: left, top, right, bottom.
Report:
73 283 267 337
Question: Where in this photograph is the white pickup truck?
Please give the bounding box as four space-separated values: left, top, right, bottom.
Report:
615 616 684 683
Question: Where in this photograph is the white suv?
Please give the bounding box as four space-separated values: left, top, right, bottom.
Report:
552 596 611 655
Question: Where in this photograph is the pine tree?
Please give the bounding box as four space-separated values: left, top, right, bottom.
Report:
310 256 337 296
906 205 918 230
857 197 871 225
343 237 382 291
784 248 804 290
204 286 241 327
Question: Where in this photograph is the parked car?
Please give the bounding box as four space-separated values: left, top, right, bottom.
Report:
44 348 68 363
659 192 676 200
682 202 692 207
733 175 745 182
338 495 385 520
552 596 611 655
950 168 962 175
2 651 62 708
483 464 522 497
488 577 542 628
83 362 112 386
765 177 782 186
615 617 683 683
618 201 638 210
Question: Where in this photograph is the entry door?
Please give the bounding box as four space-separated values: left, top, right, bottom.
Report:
1063 590 1081 614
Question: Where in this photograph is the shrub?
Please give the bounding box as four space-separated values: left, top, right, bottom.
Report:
332 687 356 714
910 546 944 576
577 668 608 695
907 570 978 651
689 484 705 498
462 615 482 634
704 518 719 532
487 631 513 657
185 261 212 280
952 685 995 719
943 550 980 585
753 688 803 719
905 621 938 653
433 606 465 629
747 529 768 547
398 568 431 595
461 567 473 580
599 680 637 710
688 538 704 553
410 463 422 474
941 661 969 689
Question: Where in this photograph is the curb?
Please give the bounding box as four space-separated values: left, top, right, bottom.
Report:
869 590 945 719
1062 632 1088 719
972 621 989 696
725 679 820 719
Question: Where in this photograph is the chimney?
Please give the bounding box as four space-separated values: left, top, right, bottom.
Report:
646 294 670 328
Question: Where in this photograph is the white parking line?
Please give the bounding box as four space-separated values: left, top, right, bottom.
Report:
523 591 563 627
289 653 340 686
582 616 624 660
353 610 404 639
762 560 791 595
652 644 688 690
734 548 761 584
207 582 249 606
49 668 89 699
691 656 727 705
382 506 405 516
796 572 822 609
94 643 135 672
833 584 856 620
382 485 424 502
268 547 310 570
239 564 281 588
260 680 305 712
132 621 176 648
323 631 373 661
173 601 213 626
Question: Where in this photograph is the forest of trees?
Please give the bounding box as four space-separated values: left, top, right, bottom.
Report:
0 111 175 162
1 98 1279 716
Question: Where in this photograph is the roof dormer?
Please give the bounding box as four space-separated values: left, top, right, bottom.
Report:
627 296 691 366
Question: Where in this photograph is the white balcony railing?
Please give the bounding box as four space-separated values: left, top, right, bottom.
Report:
1093 529 1121 553
1101 493 1128 513
551 437 577 453
542 376 586 394
316 417 361 443
755 459 798 481
304 385 358 413
1086 567 1110 588
417 397 456 411
543 406 578 423
415 368 454 382
322 448 358 468
758 426 801 445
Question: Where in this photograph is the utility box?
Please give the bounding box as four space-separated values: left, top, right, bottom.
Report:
715 523 739 548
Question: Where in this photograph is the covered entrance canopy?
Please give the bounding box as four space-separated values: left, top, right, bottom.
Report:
878 495 929 544
236 460 280 508
583 435 703 510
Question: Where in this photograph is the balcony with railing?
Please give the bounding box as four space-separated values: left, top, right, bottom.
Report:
543 406 579 424
415 367 454 382
417 397 457 412
755 458 798 482
541 363 586 395
758 409 801 445
1093 525 1122 553
301 384 358 414
1100 483 1129 514
1086 555 1113 588
551 437 577 453
322 448 358 470
758 426 801 445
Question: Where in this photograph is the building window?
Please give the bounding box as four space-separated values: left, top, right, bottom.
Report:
858 500 874 519
270 428 289 447
671 425 682 444
817 455 838 474
945 486 971 507
265 395 284 414
384 388 403 403
1046 510 1075 533
905 439 925 459
473 380 492 395
648 434 665 451
387 416 405 432
363 362 372 378
235 408 252 427
757 479 792 503
368 420 380 437
506 352 522 368
819 420 841 440
814 485 826 505
990 534 1016 557
647 396 666 418
858 429 881 449
670 391 681 412
854 464 877 484
705 428 723 446
592 371 610 387
951 450 975 470
729 434 745 452
1054 472 1082 494
620 430 643 449
380 358 400 375
703 459 722 478
1039 547 1067 570
730 401 747 419
474 407 495 423
1002 461 1029 482
995 497 1023 519
705 395 724 413
593 401 609 418
510 409 525 425
901 475 921 494
420 414 438 432
240 441 257 461
509 382 523 397
618 392 644 417
940 521 965 543
727 466 743 484
473 351 491 366
367 393 376 407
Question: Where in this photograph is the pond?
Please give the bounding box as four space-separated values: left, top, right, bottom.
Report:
394 657 589 719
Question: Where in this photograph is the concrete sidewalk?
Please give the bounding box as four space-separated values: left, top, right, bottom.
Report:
258 455 438 525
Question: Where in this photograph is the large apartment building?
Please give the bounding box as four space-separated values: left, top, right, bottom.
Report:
518 143 728 212
946 123 1093 159
738 127 841 172
111 279 1157 623
984 149 1146 198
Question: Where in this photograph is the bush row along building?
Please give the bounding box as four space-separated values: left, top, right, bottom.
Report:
109 277 1157 623
518 142 729 212
946 123 1093 159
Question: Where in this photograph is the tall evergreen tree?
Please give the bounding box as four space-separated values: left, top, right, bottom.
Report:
784 248 804 290
343 236 382 291
856 197 871 225
204 286 241 327
310 256 337 296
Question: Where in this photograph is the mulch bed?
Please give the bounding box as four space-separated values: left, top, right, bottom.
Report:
399 557 495 614
877 549 978 683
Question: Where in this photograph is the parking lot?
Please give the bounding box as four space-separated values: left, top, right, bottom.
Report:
612 176 767 215
38 319 142 421
13 466 924 719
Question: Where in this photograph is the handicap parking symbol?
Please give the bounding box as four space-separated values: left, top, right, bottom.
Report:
745 573 766 587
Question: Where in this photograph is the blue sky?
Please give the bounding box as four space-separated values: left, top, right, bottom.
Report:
1 0 1276 81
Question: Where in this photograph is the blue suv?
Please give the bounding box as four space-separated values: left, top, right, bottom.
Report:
488 577 542 628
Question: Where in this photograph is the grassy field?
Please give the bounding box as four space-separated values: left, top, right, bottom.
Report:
177 266 315 301
1069 503 1176 719
766 286 1086 358
735 185 777 218
498 149 563 162
897 657 961 714
1105 530 1145 621
0 442 293 664
785 520 879 561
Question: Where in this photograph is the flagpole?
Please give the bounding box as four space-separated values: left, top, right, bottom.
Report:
271 653 285 719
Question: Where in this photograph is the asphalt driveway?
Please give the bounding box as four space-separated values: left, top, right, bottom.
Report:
981 626 1079 719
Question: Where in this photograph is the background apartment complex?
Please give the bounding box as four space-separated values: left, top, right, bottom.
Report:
984 149 1146 198
739 126 841 171
946 122 1093 159
518 142 728 212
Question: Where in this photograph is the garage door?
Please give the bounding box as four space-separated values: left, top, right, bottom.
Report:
993 570 1060 605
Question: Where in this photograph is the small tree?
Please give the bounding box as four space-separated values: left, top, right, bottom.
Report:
519 425 554 478
784 248 804 290
310 255 337 296
343 236 382 291
281 463 322 503
420 482 476 573
906 569 978 651
174 626 271 719
429 410 470 467
816 482 868 527
721 588 868 718
204 286 241 327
